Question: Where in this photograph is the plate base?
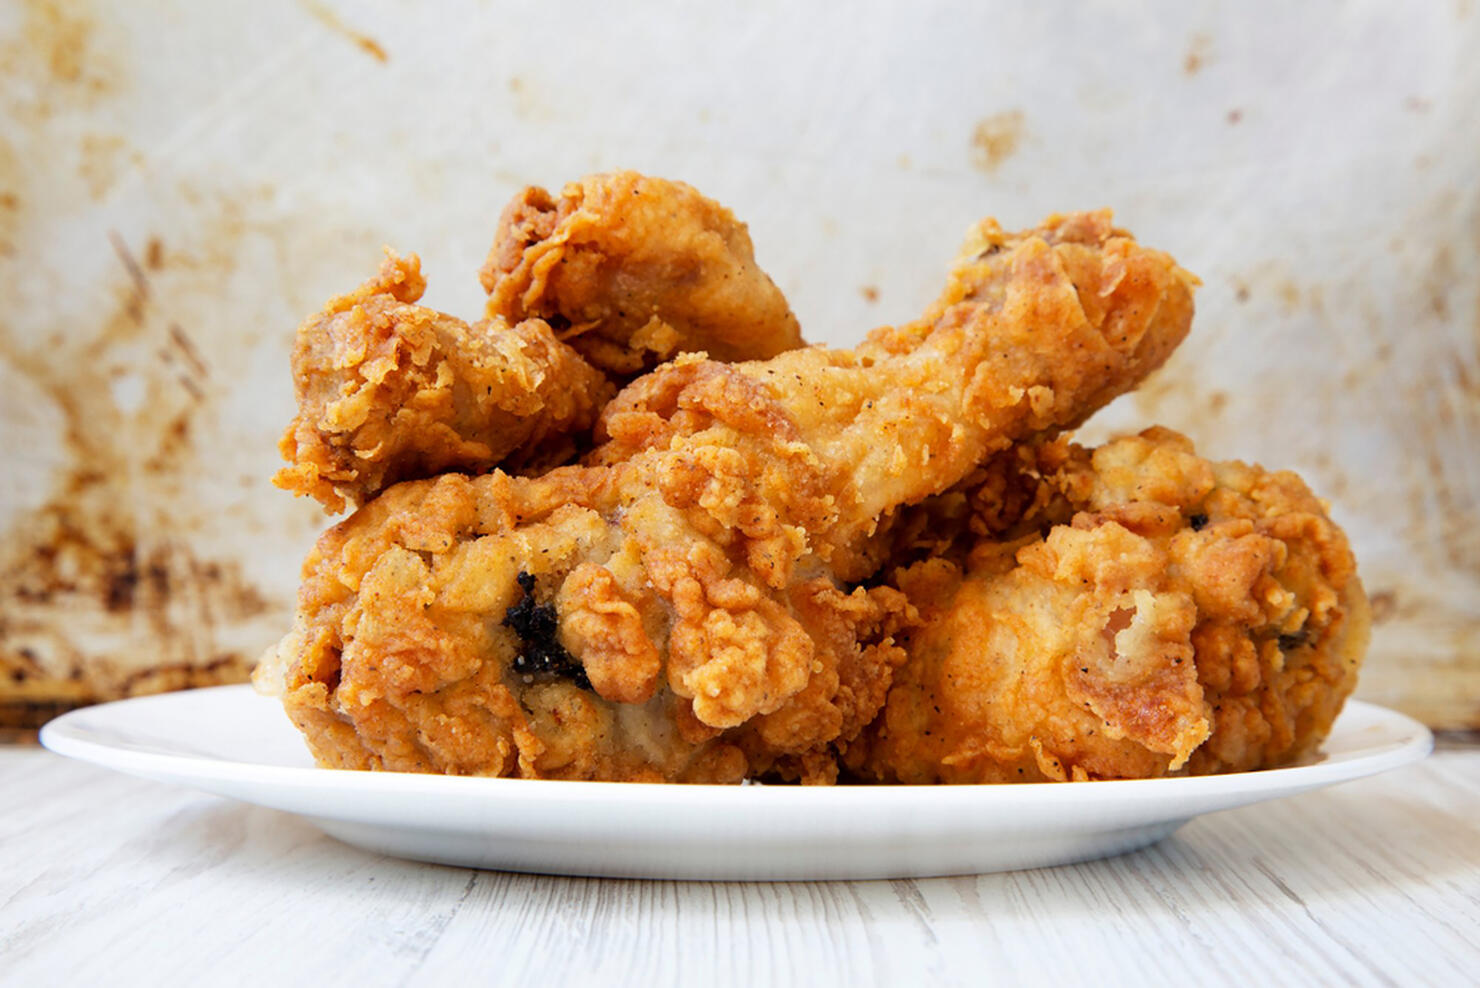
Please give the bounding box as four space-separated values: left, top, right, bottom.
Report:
312 817 1191 881
40 687 1433 881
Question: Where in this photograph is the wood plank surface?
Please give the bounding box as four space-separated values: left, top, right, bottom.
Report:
1 747 1476 987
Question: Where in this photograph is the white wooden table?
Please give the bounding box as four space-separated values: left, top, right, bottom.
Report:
2 743 1476 987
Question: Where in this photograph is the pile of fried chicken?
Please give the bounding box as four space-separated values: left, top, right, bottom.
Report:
255 171 1369 785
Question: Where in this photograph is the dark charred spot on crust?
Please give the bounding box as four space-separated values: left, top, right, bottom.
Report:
503 571 592 690
1188 513 1209 531
1278 627 1312 652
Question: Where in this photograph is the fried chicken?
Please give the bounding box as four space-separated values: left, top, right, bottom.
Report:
258 210 1196 783
277 174 806 513
272 251 613 513
593 211 1194 573
481 171 803 375
848 428 1369 784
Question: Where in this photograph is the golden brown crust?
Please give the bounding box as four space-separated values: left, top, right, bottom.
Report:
594 211 1196 576
279 173 810 514
273 251 614 513
557 562 662 705
261 210 1197 783
850 428 1368 783
481 171 804 374
260 466 915 782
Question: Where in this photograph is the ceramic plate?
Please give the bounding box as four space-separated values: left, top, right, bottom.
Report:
40 686 1431 880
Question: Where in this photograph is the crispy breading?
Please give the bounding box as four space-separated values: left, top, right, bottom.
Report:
481 171 803 375
849 428 1369 783
278 173 807 513
273 251 613 513
259 211 1196 782
595 211 1194 571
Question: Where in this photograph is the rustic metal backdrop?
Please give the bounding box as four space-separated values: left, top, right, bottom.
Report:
2 1 1476 726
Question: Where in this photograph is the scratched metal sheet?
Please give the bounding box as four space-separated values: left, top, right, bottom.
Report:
1 1 1476 725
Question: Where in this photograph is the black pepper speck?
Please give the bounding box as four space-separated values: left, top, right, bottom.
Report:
1278 628 1312 652
503 571 591 690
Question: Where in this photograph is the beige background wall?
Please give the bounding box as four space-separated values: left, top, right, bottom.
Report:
2 1 1476 724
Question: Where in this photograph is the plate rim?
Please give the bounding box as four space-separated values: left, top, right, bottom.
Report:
39 685 1435 806
37 687 1436 879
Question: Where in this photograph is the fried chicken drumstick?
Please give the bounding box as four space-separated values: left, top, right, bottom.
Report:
258 210 1196 783
849 428 1369 783
481 171 803 375
276 172 803 513
273 252 613 513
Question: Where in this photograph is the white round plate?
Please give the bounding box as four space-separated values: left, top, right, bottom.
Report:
40 686 1431 881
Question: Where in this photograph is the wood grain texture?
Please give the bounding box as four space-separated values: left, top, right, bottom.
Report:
2 748 1477 986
